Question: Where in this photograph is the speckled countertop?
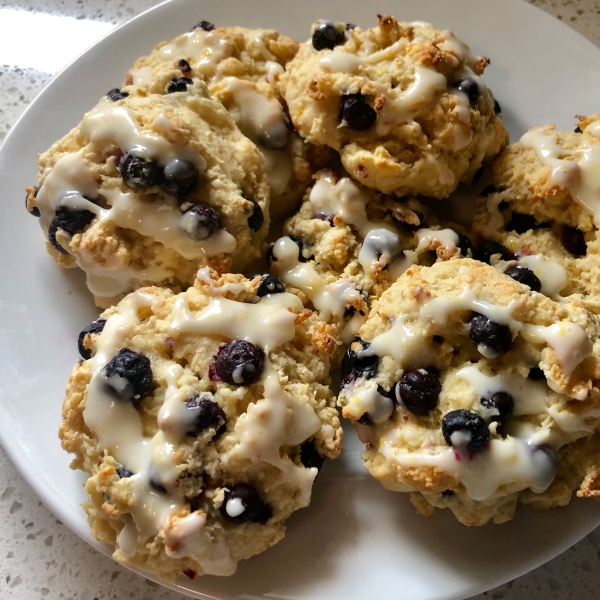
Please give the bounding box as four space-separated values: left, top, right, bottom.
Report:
2 1 600 598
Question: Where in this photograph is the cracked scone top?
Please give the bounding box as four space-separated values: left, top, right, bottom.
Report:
269 169 474 352
126 22 328 221
59 269 341 580
338 259 600 526
278 16 508 197
26 80 269 308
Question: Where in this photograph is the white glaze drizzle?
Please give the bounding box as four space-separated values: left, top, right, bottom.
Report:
415 228 459 254
158 29 229 74
343 379 394 424
319 51 363 74
518 253 568 299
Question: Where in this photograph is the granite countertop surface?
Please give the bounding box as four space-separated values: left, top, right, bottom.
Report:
2 0 600 598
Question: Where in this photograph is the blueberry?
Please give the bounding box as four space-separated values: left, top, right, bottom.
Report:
442 409 490 452
299 441 325 470
506 212 536 234
167 77 194 93
78 319 107 360
457 233 474 258
339 93 377 131
574 126 583 133
528 367 545 380
267 235 308 266
162 159 199 197
185 394 226 437
177 59 192 72
48 204 96 254
504 265 542 292
107 88 129 102
493 99 502 115
220 483 272 524
215 340 265 385
102 348 153 404
341 338 378 385
48 222 69 254
312 21 347 51
455 78 480 106
346 23 357 31
119 153 163 188
396 368 441 416
481 391 514 423
432 335 445 345
469 313 513 356
116 467 134 479
193 20 215 31
150 478 168 494
313 212 334 226
473 240 514 264
441 489 455 497
562 225 586 257
255 274 285 297
179 203 222 241
25 187 40 217
247 202 264 232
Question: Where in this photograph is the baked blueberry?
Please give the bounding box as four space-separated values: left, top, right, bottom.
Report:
313 212 334 225
469 313 513 356
78 319 107 360
395 368 441 416
25 187 40 217
562 225 586 257
493 99 502 115
528 366 545 380
473 240 514 264
177 59 192 72
442 409 490 452
220 483 272 524
457 233 474 258
48 204 96 254
102 348 153 404
162 159 199 197
339 93 377 131
506 212 536 234
312 21 347 51
504 265 542 292
185 394 226 437
116 467 134 479
341 338 378 385
255 274 285 297
179 203 222 241
149 478 168 494
119 153 163 188
299 441 325 470
215 340 265 385
247 202 264 232
48 222 69 254
167 77 194 93
267 235 308 266
345 23 356 30
107 88 129 102
455 78 480 105
480 391 514 423
574 126 583 133
193 20 215 31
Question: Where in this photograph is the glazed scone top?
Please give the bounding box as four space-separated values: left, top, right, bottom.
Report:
60 270 341 579
279 15 507 197
28 80 269 307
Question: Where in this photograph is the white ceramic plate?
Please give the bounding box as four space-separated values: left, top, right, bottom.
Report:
2 0 600 598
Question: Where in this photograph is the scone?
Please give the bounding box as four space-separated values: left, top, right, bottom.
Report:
26 80 269 308
279 15 508 197
338 259 600 525
59 269 342 580
126 22 327 221
268 169 473 352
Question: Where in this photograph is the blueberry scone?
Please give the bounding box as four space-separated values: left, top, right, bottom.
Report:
126 22 327 221
338 259 600 525
26 80 269 308
279 15 508 197
268 169 473 352
59 269 341 580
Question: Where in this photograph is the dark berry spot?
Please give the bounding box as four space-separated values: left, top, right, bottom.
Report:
179 203 222 241
339 93 377 131
473 240 514 264
472 166 484 183
433 335 444 345
215 340 265 385
177 59 192 72
312 21 346 51
528 367 545 380
469 313 513 356
116 467 133 478
208 361 223 382
481 391 514 423
299 441 325 470
78 319 107 360
345 23 357 31
313 212 334 226
54 204 95 235
149 479 168 494
25 188 41 217
193 20 215 31
506 212 536 234
357 412 374 425
107 88 129 102
183 569 197 580
574 126 583 133
562 225 586 257
341 338 378 385
247 202 264 232
162 159 199 197
504 265 542 292
455 78 480 105
255 273 285 296
457 233 474 258
267 235 309 266
185 394 226 437
48 222 69 254
220 483 272 524
441 489 455 497
442 409 490 453
119 153 163 188
167 77 193 93
395 368 441 416
102 348 153 404
493 99 502 115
